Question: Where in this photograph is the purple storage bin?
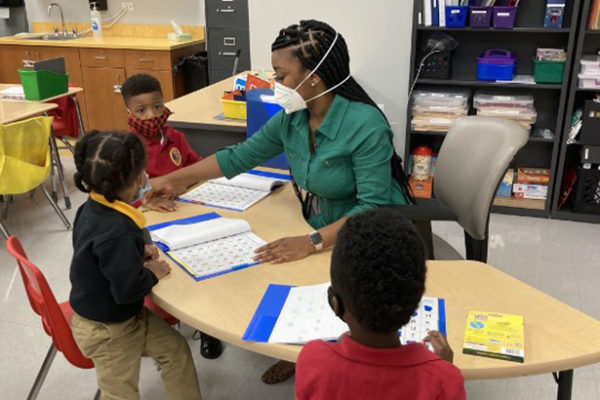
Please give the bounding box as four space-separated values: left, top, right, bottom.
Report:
477 49 516 81
493 6 518 28
469 6 492 28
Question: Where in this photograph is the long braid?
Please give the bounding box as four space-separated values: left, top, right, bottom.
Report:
271 20 414 203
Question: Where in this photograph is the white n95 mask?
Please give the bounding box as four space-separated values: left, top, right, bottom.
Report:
273 32 351 114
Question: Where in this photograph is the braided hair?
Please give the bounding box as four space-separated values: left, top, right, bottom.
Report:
272 20 415 203
272 19 382 115
331 208 426 333
73 131 146 202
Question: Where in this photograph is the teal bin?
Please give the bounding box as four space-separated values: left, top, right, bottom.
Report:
18 68 68 100
533 60 565 84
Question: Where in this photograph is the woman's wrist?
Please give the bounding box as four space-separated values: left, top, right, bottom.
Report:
307 231 323 252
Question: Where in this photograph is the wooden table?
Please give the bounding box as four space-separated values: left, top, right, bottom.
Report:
166 74 248 157
144 180 600 399
1 84 85 209
0 100 56 125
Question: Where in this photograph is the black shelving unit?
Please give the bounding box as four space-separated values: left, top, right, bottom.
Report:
407 0 581 218
552 0 600 224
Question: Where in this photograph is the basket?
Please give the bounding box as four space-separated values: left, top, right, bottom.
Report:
573 167 600 214
221 98 247 120
417 51 453 79
18 69 68 101
533 59 565 84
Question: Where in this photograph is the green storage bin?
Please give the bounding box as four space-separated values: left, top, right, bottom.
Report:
533 60 565 84
18 68 68 101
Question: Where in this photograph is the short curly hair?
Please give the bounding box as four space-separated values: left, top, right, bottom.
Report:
331 208 427 333
121 73 162 105
73 130 146 202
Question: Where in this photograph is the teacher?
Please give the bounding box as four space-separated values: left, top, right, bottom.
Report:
145 19 412 264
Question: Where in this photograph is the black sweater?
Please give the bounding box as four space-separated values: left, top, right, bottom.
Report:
69 198 158 322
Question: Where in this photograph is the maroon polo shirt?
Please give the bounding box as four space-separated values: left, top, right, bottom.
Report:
295 334 465 400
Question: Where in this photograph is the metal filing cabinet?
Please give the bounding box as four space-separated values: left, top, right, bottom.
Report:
205 0 251 83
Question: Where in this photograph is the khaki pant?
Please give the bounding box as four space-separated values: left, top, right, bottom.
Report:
71 309 202 400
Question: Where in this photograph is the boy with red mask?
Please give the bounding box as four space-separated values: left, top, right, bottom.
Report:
121 74 223 360
122 74 202 179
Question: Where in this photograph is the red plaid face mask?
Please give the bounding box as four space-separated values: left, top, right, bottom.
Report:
127 108 172 138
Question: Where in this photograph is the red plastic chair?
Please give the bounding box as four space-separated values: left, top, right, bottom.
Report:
5 236 100 400
144 297 179 326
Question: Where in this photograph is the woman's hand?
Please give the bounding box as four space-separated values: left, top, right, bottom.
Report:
253 235 316 264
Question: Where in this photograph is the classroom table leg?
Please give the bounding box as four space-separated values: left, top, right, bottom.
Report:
47 124 71 210
553 370 573 400
0 220 9 239
71 95 86 137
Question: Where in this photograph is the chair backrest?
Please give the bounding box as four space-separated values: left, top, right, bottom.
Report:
0 116 53 195
5 236 93 369
434 116 528 239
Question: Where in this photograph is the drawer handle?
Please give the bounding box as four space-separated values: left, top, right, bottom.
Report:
223 37 236 46
220 51 238 56
139 58 154 63
216 8 235 13
94 56 108 60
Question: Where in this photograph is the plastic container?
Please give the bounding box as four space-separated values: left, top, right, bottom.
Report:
411 146 433 181
492 6 518 28
533 59 565 83
477 49 516 81
580 55 600 74
446 6 468 28
417 51 452 79
469 6 492 28
474 93 534 109
578 73 600 89
573 167 600 214
90 2 103 38
221 98 247 120
412 89 471 107
18 69 68 101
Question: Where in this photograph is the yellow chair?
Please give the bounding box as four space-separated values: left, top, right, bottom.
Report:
0 116 71 238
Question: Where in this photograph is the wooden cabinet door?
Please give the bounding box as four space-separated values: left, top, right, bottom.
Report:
36 47 88 127
0 45 35 83
81 66 129 131
126 69 175 101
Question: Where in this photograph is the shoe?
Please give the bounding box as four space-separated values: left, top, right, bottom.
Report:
261 360 295 384
200 333 223 359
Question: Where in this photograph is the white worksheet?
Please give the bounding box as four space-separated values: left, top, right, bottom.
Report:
179 172 289 211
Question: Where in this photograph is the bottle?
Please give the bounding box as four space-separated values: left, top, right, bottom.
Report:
91 2 103 38
411 146 433 181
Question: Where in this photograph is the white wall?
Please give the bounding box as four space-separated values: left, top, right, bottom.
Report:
25 0 205 26
248 0 414 153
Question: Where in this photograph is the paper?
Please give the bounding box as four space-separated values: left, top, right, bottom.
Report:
151 217 250 250
463 311 525 363
169 232 265 278
0 86 25 100
0 8 9 19
180 172 289 211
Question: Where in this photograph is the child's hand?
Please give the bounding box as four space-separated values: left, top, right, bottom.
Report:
144 245 159 261
423 330 454 363
145 259 171 280
145 196 179 213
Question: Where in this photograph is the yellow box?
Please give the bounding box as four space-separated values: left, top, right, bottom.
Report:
221 98 247 120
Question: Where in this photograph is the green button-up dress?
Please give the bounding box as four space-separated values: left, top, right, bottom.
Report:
216 95 408 229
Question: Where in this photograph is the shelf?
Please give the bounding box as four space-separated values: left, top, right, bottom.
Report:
576 87 600 92
528 136 554 143
411 131 554 143
492 197 546 210
418 26 570 33
586 30 600 34
553 209 600 224
417 78 562 90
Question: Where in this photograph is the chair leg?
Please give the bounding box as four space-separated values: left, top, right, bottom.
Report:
40 186 72 230
71 95 86 137
464 232 488 263
60 137 76 155
93 389 101 400
414 220 435 259
27 344 57 400
0 220 10 239
2 195 9 219
47 122 72 209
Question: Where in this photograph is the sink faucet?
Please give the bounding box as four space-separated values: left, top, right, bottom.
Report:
48 3 67 36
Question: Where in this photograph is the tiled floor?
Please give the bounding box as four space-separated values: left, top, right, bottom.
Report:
1 156 599 399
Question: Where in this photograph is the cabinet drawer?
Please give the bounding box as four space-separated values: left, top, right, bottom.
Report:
80 48 124 67
124 50 172 70
205 0 249 28
207 29 250 72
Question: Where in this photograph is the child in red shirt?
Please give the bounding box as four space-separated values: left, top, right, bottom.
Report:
121 74 223 360
295 208 466 400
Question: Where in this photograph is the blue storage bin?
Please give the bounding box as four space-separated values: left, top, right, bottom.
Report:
246 88 288 170
446 6 468 28
477 49 516 81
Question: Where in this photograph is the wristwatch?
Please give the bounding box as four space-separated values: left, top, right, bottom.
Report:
308 231 323 251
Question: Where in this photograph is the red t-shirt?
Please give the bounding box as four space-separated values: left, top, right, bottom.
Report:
295 335 465 400
133 125 202 178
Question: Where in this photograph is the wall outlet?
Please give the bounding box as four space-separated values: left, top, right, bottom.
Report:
121 2 135 11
